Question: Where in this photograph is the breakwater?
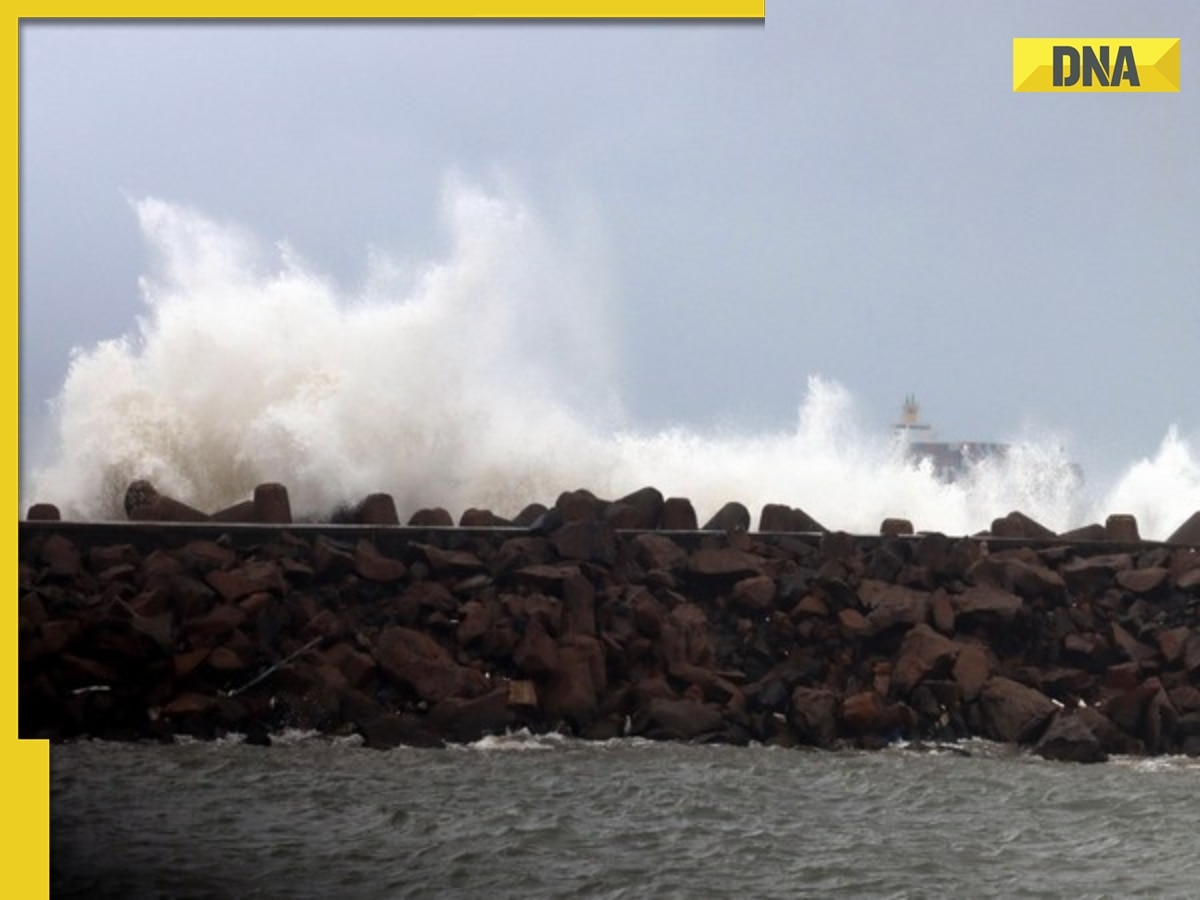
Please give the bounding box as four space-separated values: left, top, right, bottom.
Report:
20 484 1200 762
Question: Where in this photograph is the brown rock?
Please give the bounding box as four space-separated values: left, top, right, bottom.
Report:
1167 510 1200 546
660 497 698 530
353 540 407 583
541 634 607 729
635 697 725 740
1110 622 1158 667
991 510 1057 540
1035 711 1108 763
930 590 956 635
789 687 840 747
40 534 81 578
430 689 514 743
1117 567 1168 594
408 507 454 527
456 599 496 647
688 547 764 579
880 518 914 537
702 501 751 532
632 533 687 572
859 581 930 632
1104 514 1140 542
562 574 596 636
514 618 560 675
551 519 617 566
511 503 549 527
26 503 60 521
793 595 829 618
355 493 400 525
1061 553 1133 595
604 486 664 529
375 627 488 703
951 643 993 701
1058 523 1106 542
251 483 291 523
414 543 484 574
732 575 776 613
951 585 1024 627
312 538 356 579
186 604 247 638
459 508 512 527
840 691 884 734
209 499 256 523
359 713 444 750
206 562 286 602
892 624 960 695
979 676 1057 743
837 607 870 637
1063 632 1110 670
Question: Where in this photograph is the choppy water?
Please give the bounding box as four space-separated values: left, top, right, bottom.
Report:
52 733 1200 899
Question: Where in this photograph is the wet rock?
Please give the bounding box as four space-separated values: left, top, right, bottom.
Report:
1035 711 1108 763
359 713 444 750
979 676 1057 744
789 687 839 747
635 697 726 741
430 689 513 743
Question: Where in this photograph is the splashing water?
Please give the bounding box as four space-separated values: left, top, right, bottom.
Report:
25 180 1200 538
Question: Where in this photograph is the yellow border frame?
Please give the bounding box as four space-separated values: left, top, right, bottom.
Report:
10 4 764 895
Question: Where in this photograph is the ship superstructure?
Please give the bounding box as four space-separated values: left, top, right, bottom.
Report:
894 395 1008 481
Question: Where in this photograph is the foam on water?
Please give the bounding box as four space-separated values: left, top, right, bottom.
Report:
26 179 1200 537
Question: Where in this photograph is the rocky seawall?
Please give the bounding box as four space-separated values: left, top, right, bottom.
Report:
19 485 1200 763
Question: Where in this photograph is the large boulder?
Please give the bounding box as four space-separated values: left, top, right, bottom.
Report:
979 676 1057 744
1035 711 1108 763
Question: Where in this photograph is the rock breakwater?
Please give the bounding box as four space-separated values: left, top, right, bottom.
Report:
19 485 1200 762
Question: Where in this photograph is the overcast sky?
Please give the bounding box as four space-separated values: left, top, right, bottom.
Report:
19 3 1200 491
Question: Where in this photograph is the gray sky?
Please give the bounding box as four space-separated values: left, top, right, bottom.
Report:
19 4 1200 494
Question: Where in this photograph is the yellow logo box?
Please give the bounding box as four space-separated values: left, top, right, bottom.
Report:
1013 38 1180 92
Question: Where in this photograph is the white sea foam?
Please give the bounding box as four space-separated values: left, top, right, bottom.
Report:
25 179 1200 538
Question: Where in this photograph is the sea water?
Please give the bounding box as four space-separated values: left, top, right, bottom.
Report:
51 733 1200 899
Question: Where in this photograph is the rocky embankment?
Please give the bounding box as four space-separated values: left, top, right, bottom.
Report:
19 484 1200 762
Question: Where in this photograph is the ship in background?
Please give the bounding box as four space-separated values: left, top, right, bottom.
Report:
893 395 1009 481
